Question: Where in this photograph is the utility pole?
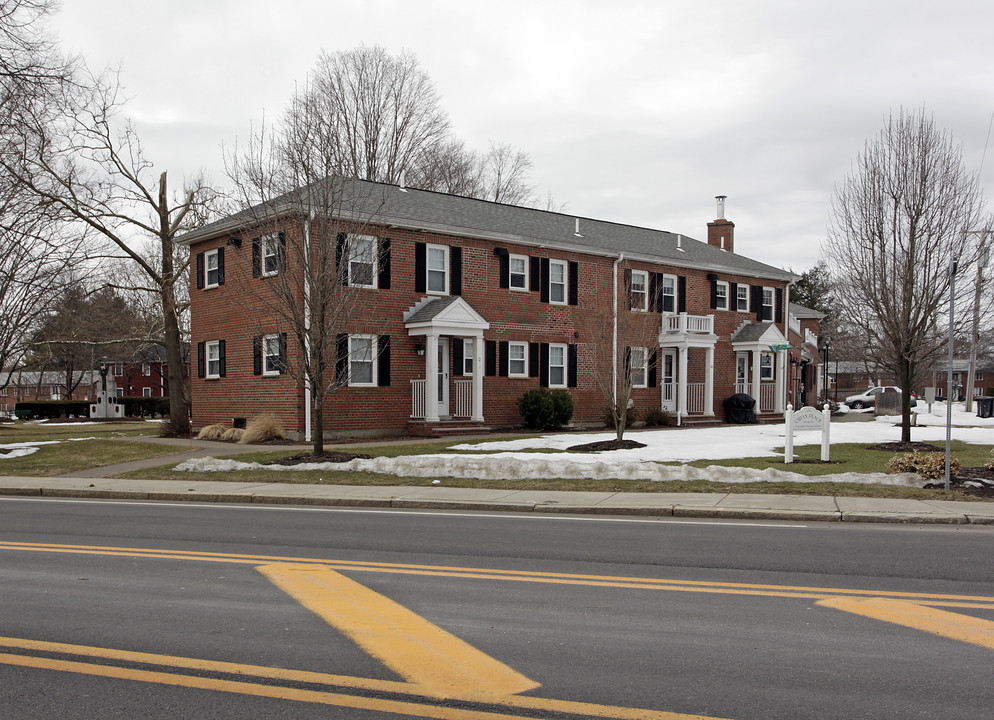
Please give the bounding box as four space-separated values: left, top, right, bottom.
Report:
964 231 989 413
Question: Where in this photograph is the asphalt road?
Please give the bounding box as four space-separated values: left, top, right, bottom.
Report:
2 496 993 719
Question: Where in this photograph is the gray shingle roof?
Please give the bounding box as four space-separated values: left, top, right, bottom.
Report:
404 296 460 324
730 322 777 343
178 177 796 282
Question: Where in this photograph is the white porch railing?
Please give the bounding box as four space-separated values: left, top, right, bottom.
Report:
454 379 472 418
686 383 705 414
410 379 425 419
759 382 776 412
663 313 714 334
661 382 676 409
735 381 750 396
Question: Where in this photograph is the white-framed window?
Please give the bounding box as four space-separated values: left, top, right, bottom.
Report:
509 254 528 290
630 270 648 311
142 362 151 377
205 248 221 288
629 346 648 388
976 370 985 382
349 334 376 387
50 387 60 400
760 352 774 380
261 234 281 277
549 343 567 387
762 287 775 321
206 340 222 379
427 244 448 295
142 387 152 397
463 339 475 375
549 259 567 305
661 274 677 312
715 281 729 311
115 388 123 398
0 388 6 397
736 284 749 312
262 334 283 376
348 234 377 288
508 341 528 377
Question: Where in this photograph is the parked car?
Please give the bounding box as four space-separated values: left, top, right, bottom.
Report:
844 386 917 409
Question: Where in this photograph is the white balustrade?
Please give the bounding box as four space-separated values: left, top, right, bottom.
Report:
410 379 425 419
454 379 473 418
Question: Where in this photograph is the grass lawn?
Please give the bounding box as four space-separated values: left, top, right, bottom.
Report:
0 420 159 444
0 439 188 477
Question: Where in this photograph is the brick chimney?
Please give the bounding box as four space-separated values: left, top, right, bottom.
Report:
707 195 734 253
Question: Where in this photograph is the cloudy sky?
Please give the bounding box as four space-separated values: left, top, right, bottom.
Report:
51 0 994 271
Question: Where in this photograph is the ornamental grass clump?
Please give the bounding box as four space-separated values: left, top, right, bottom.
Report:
195 424 228 441
240 414 287 444
887 451 960 480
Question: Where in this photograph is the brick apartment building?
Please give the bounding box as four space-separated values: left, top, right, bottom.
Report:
177 179 811 438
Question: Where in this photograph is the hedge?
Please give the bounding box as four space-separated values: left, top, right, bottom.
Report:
14 400 90 419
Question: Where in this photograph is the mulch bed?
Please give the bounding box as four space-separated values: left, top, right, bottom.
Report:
867 441 943 452
866 441 994 498
269 451 372 465
566 439 647 452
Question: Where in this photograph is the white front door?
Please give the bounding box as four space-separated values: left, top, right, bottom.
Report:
660 349 676 412
437 338 449 417
736 353 749 395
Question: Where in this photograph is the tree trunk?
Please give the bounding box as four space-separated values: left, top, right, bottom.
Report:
899 357 913 443
159 173 190 435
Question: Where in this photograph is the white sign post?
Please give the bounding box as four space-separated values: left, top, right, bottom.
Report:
784 403 831 463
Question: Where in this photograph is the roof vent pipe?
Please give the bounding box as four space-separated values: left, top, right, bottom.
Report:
677 234 684 251
574 218 583 237
715 195 727 220
399 170 407 192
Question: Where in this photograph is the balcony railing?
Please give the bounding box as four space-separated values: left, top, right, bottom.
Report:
663 313 713 335
410 379 425 419
686 383 705 414
454 379 472 418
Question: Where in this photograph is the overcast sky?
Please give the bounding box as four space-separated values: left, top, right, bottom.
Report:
51 0 994 271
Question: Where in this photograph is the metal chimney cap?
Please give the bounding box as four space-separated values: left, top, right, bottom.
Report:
715 195 727 220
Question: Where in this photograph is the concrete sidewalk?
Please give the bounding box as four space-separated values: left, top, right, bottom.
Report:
2 474 993 525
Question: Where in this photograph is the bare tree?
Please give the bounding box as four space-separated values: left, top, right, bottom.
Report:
1 71 216 434
824 108 988 441
0 0 75 116
478 141 534 205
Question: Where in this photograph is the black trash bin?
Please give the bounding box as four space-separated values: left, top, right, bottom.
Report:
723 393 757 424
977 397 994 419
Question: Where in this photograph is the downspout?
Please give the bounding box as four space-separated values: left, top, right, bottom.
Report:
304 213 313 443
612 253 624 405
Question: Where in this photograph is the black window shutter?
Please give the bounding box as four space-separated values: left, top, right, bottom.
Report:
709 278 718 309
414 242 426 293
730 282 738 309
624 269 633 309
452 339 464 377
450 246 462 296
378 238 391 289
648 349 658 387
775 288 784 323
498 341 509 377
378 335 390 386
752 286 763 321
196 253 204 289
529 256 540 293
540 258 550 303
336 233 348 285
485 340 497 377
568 261 579 306
677 275 686 313
197 341 205 378
218 340 226 377
496 248 509 288
253 336 262 375
537 343 547 386
649 272 660 312
278 332 287 372
252 237 261 277
336 333 348 382
278 232 287 272
567 345 578 388
217 248 225 285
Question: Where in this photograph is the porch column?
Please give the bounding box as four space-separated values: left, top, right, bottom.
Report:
751 350 762 411
472 331 485 422
678 345 689 417
424 333 440 423
704 345 715 416
775 349 787 414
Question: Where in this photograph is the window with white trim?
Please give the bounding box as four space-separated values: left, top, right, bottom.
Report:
349 335 376 386
548 343 567 387
662 274 677 312
348 234 377 287
206 340 222 379
463 339 475 375
630 347 648 388
760 352 774 380
736 284 749 312
549 260 567 305
508 341 527 377
205 249 221 288
0 388 6 396
715 281 729 311
509 254 528 290
262 334 283 376
630 270 648 311
116 388 123 398
143 387 152 397
142 362 151 377
261 234 281 277
762 287 774 321
427 244 448 294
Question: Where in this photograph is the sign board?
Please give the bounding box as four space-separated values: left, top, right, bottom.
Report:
793 406 826 430
784 403 831 463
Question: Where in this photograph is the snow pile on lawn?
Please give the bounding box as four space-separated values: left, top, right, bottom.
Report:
173 454 920 486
